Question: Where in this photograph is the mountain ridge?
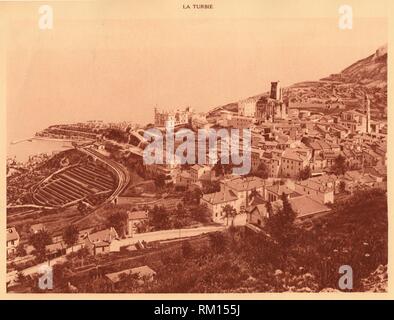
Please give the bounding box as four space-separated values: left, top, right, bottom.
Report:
209 45 387 119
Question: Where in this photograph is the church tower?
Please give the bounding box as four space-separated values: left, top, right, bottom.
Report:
364 93 371 134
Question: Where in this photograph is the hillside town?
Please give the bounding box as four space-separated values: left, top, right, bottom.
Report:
7 52 388 293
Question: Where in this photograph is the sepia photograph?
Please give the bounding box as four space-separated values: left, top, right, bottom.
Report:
3 0 389 295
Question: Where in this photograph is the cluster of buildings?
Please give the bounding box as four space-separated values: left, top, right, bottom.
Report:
146 80 386 226
200 175 335 224
154 107 194 128
6 211 149 259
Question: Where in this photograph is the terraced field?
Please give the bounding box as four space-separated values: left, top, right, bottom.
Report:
32 163 116 207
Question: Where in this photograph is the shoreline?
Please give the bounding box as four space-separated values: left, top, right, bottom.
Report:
7 137 88 165
11 136 92 145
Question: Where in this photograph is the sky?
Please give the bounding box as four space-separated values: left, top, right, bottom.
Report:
2 0 388 142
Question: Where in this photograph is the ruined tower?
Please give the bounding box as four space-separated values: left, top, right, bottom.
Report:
270 81 282 100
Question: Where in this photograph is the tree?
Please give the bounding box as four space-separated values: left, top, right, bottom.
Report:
63 225 79 251
175 203 187 219
201 180 220 194
16 271 27 286
29 230 52 261
16 244 27 257
265 193 297 249
256 162 269 179
76 247 90 266
332 155 348 175
149 205 170 230
298 166 311 180
107 212 128 237
339 180 346 193
222 204 237 226
189 188 203 205
190 203 211 223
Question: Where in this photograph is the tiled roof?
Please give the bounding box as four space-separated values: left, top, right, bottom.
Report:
202 189 238 205
224 176 266 192
87 228 118 244
296 179 333 192
289 195 331 218
281 149 307 162
266 184 300 197
6 227 19 242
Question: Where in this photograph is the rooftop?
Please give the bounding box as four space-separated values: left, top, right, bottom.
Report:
87 228 118 244
289 195 331 218
202 189 238 205
224 176 266 192
127 210 149 220
266 184 300 197
6 227 19 242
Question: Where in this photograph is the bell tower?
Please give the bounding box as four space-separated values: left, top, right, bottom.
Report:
364 93 371 134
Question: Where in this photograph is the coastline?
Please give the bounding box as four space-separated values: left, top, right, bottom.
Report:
11 136 91 145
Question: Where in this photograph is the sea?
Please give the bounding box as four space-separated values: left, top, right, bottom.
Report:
7 138 74 163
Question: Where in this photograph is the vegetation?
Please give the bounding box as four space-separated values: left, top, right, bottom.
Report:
255 162 269 179
13 188 387 293
63 225 79 250
332 155 348 175
298 166 311 180
201 180 220 194
106 212 128 238
28 230 52 262
222 204 237 226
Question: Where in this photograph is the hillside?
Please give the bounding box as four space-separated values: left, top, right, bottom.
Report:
208 45 387 119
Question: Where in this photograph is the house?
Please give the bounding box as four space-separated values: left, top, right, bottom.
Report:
295 178 334 204
238 96 259 117
288 195 331 220
201 189 239 223
247 195 331 227
364 166 386 182
221 176 267 210
127 210 149 237
307 174 341 194
251 148 264 173
83 227 119 255
342 170 383 194
105 265 156 288
6 227 20 256
265 184 301 202
228 115 255 129
362 148 384 167
30 223 46 234
280 149 311 178
176 170 194 188
339 110 368 134
189 164 212 183
246 201 282 227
